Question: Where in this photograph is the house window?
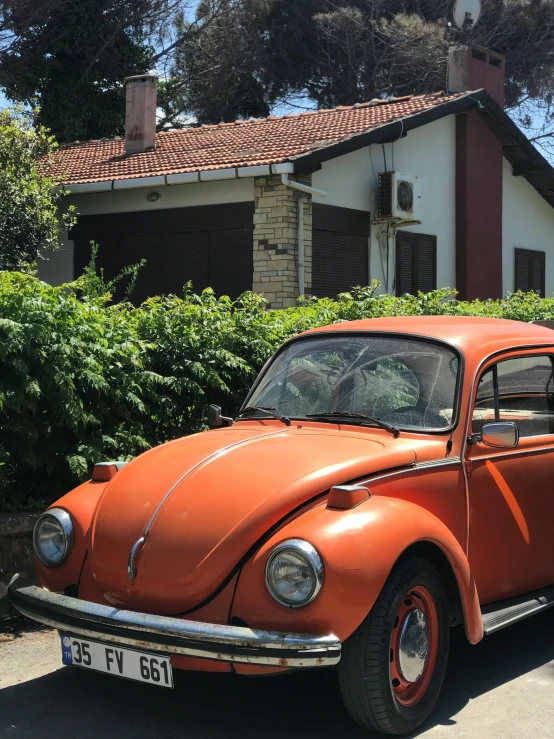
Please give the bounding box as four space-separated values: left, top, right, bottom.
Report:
396 231 437 296
514 248 545 296
312 204 370 298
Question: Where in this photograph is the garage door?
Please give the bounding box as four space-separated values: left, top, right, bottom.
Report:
71 203 254 303
312 204 370 298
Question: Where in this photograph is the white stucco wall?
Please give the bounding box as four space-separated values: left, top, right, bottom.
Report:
502 158 554 296
313 115 457 293
38 178 254 284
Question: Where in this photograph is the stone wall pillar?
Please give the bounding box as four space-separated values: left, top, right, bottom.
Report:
0 512 39 618
253 174 313 308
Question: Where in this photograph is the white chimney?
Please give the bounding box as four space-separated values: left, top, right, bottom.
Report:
124 74 158 155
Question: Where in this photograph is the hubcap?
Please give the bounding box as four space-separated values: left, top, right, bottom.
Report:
397 608 429 683
389 585 439 707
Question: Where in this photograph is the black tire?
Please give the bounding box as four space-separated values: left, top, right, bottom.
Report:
338 556 450 736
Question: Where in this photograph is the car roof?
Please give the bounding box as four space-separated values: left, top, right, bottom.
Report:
299 316 554 356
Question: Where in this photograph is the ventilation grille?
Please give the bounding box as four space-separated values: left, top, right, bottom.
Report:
378 172 394 219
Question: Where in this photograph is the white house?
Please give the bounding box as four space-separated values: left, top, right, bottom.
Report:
39 45 554 308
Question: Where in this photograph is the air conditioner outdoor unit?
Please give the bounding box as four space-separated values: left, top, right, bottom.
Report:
376 171 422 224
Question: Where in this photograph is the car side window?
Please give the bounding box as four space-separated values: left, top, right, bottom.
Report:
472 356 554 438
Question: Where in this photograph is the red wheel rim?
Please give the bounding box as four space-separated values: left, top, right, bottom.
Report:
389 585 439 708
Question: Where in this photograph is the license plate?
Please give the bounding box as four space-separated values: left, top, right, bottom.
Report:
60 635 173 688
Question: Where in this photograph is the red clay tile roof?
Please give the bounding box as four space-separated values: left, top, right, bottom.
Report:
46 91 468 185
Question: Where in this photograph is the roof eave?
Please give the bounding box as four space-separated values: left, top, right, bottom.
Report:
289 89 554 212
477 95 554 209
289 91 490 173
62 162 295 193
60 91 554 210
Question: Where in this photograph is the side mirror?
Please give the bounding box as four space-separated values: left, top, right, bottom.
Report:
207 404 233 429
481 421 519 449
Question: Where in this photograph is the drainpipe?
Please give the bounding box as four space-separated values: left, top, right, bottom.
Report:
280 174 327 297
297 193 308 299
280 174 327 199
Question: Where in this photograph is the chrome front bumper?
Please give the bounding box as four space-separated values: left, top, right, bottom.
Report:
8 575 341 668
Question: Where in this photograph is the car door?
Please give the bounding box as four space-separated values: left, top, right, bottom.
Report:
467 351 554 604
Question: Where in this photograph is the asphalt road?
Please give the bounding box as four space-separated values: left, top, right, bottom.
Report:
1 612 554 739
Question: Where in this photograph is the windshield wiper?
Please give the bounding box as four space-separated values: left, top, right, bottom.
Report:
236 406 292 427
306 411 400 438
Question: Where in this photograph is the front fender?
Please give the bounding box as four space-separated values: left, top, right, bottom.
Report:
35 480 108 592
231 495 483 645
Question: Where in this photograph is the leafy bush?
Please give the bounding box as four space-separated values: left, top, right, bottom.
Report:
2 273 554 511
0 107 75 272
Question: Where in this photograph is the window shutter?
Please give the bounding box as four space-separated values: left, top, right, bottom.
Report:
514 249 530 292
209 229 253 298
396 233 414 295
162 232 209 297
515 248 545 297
417 235 437 293
530 251 545 297
396 232 437 295
311 204 370 298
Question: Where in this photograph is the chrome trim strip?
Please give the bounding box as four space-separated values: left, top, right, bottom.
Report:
361 457 462 486
127 536 145 582
469 446 554 463
142 430 286 539
483 598 554 635
8 576 341 668
128 431 289 577
412 457 462 469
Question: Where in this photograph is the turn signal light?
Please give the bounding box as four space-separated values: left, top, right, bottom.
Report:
327 485 370 510
92 461 128 482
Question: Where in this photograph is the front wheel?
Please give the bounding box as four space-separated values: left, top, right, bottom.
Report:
338 557 450 735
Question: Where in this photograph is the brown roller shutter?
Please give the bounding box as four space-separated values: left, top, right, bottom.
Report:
71 203 254 302
209 229 253 298
312 231 368 298
396 231 437 296
396 231 415 295
515 248 545 296
123 234 163 302
312 204 370 298
162 232 209 298
417 234 437 293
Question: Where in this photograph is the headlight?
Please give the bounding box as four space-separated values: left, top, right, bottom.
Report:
33 508 74 567
265 539 324 608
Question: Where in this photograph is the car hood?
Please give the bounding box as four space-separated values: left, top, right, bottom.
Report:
89 424 416 613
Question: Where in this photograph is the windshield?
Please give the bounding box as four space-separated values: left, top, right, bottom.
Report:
245 335 460 431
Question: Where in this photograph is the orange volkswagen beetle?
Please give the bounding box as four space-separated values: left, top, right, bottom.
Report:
10 316 554 735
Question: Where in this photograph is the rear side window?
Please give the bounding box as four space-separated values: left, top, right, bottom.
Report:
472 355 554 437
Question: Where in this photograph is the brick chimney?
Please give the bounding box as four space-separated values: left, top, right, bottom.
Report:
449 45 506 301
124 74 158 155
448 43 505 108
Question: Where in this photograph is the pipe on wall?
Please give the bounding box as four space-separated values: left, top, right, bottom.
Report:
280 174 328 199
297 193 308 297
280 174 327 296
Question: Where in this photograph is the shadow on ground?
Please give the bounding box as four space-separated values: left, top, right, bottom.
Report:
1 611 554 739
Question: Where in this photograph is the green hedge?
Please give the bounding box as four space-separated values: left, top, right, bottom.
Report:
2 272 554 511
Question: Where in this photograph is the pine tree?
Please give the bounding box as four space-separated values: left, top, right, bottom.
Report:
0 0 153 142
164 0 554 154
